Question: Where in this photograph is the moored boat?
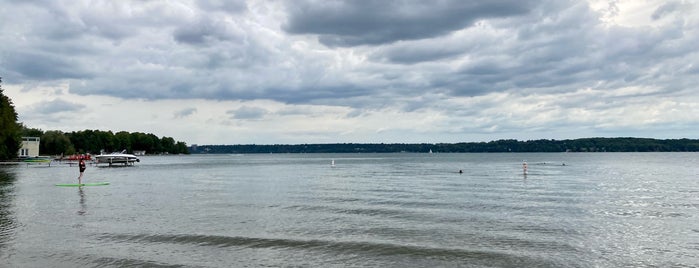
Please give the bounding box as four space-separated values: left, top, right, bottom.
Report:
95 151 140 166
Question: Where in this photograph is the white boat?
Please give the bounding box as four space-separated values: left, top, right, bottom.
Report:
95 151 140 166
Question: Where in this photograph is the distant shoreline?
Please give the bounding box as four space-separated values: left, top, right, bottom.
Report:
188 137 699 154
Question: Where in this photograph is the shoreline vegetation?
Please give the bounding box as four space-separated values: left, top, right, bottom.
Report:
189 138 699 154
22 128 189 156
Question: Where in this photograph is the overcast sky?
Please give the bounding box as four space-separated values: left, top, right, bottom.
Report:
1 0 697 145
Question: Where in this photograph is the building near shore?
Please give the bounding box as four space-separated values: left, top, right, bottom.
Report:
19 137 40 158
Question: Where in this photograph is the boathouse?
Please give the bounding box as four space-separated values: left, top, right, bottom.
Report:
19 137 40 158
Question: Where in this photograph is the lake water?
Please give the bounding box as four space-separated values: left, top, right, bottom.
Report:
1 153 698 267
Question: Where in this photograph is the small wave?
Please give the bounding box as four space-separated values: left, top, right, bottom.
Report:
284 204 413 218
91 256 191 268
98 233 557 266
0 214 17 243
598 209 689 218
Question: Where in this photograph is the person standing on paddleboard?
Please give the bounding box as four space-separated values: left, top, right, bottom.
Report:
78 158 86 184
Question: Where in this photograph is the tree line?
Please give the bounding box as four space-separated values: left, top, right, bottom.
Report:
0 77 21 160
0 76 188 159
22 128 189 156
190 138 699 154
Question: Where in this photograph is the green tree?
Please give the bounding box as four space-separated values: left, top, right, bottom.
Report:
62 130 188 155
96 130 115 152
130 132 155 153
175 141 189 154
41 130 75 155
114 131 132 152
148 133 163 153
68 130 90 153
21 125 43 137
0 77 22 160
161 136 176 153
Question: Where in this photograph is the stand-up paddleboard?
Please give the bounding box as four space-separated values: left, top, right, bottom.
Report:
56 182 110 187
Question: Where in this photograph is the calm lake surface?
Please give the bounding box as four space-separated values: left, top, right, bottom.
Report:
1 153 698 267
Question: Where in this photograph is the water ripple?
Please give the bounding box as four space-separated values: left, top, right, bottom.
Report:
91 256 191 268
98 233 560 267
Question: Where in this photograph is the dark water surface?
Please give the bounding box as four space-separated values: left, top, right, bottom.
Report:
1 153 698 267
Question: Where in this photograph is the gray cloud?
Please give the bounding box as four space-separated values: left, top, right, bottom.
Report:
173 16 243 45
197 0 248 13
174 108 197 118
259 84 374 105
227 106 269 120
28 99 86 114
13 0 172 42
3 51 94 81
4 0 696 105
652 1 683 20
283 0 538 46
370 42 468 64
